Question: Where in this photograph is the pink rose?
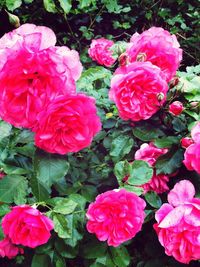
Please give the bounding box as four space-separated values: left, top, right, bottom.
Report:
142 172 169 194
35 94 101 155
183 143 200 174
134 143 169 194
88 38 116 67
181 137 194 149
154 180 200 264
0 237 23 259
127 27 182 82
2 205 54 248
0 24 82 129
135 143 168 166
191 121 200 143
109 62 168 121
86 189 146 247
169 101 184 116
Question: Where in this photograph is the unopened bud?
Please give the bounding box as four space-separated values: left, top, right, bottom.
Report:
190 102 199 108
169 76 179 89
136 52 147 62
118 53 129 66
6 11 20 28
157 92 165 101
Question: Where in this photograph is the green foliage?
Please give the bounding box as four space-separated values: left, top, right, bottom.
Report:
0 1 199 266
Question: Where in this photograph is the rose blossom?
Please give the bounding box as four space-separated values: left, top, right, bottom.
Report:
134 143 169 194
181 137 194 149
88 38 116 67
154 180 200 264
0 23 82 129
109 62 168 121
2 205 54 248
35 94 101 154
0 237 23 259
191 121 200 143
183 143 200 174
86 189 146 247
135 143 168 166
127 27 182 82
169 101 184 116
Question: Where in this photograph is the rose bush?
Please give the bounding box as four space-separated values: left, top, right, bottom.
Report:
0 8 199 267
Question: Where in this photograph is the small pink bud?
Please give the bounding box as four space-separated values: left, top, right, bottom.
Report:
169 101 184 116
181 137 194 149
169 76 179 89
118 52 129 66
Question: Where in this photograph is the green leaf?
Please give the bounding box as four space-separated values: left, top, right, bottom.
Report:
43 0 57 13
156 148 183 174
154 136 180 148
110 135 134 161
83 240 107 259
53 198 77 215
34 151 69 192
30 173 50 202
128 160 153 186
0 175 28 204
145 192 162 208
123 184 143 196
133 124 164 141
31 254 51 267
0 204 10 217
110 246 131 267
52 213 72 239
6 0 22 11
58 0 72 13
0 121 12 142
78 0 93 9
114 160 131 186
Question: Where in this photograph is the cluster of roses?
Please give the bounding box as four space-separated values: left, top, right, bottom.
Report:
89 27 183 122
0 205 54 259
86 126 200 264
87 29 200 264
0 24 101 155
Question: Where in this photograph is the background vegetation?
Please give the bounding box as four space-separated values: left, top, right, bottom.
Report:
0 0 199 266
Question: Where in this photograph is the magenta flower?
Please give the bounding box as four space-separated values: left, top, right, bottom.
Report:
88 38 116 67
0 237 23 259
34 94 101 154
0 24 82 129
109 62 168 121
169 101 184 116
2 205 54 248
154 180 200 264
127 27 182 82
86 189 146 247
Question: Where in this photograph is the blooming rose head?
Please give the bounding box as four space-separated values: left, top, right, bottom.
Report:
154 180 200 264
109 62 168 121
88 38 116 67
0 23 82 129
34 94 101 154
181 137 194 149
169 101 184 116
183 143 200 174
86 189 146 247
2 205 54 248
191 121 200 143
127 27 182 82
135 143 168 166
0 237 24 259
